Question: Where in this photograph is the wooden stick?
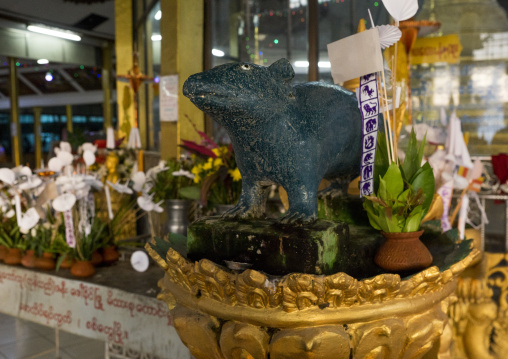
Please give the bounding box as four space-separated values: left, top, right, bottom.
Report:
393 20 399 164
449 185 469 226
379 71 396 163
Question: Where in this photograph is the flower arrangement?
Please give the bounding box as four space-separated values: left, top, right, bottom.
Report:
188 145 242 207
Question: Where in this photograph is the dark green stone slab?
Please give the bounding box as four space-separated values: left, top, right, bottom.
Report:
187 217 383 277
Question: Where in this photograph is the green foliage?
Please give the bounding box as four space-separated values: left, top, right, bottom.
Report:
0 216 23 249
75 217 107 261
363 129 435 233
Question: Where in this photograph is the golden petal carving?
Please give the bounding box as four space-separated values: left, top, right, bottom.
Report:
220 321 270 359
270 326 350 359
403 306 448 358
349 318 405 359
172 305 225 359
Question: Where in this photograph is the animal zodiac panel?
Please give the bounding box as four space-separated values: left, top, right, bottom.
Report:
359 73 379 197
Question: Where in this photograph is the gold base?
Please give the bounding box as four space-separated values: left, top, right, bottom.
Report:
147 241 479 359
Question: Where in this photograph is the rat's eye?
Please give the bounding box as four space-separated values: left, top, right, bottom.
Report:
240 64 251 71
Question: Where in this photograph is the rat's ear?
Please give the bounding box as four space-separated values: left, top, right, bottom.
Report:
268 58 295 83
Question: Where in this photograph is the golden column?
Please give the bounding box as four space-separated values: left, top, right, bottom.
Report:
8 57 21 166
114 0 135 141
66 105 73 134
159 0 205 159
33 107 42 168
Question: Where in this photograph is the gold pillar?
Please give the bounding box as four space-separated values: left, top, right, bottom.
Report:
160 0 205 159
102 43 113 129
34 107 42 169
137 8 148 149
115 0 135 139
8 57 21 166
66 105 73 134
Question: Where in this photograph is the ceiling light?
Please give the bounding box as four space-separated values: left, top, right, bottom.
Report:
151 34 162 41
27 25 81 41
294 61 309 68
212 49 225 57
45 72 53 82
318 61 331 68
37 59 49 65
154 10 162 20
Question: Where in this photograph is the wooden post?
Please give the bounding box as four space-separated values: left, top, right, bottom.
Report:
66 105 73 134
307 0 319 82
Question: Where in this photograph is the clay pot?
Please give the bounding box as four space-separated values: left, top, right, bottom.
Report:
21 249 36 268
34 252 56 271
70 260 95 278
59 254 74 269
375 230 433 272
91 250 103 266
4 248 22 265
102 246 119 265
0 245 8 262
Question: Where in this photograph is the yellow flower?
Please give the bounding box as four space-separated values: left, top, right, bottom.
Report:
191 165 202 176
229 168 241 181
213 158 223 168
203 158 213 170
193 175 201 184
212 148 221 157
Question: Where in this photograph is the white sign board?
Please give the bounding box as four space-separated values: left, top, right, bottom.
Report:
0 264 190 358
160 75 179 122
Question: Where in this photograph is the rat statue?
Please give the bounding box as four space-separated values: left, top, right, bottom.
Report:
183 58 362 223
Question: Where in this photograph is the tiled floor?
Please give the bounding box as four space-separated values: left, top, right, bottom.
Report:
0 313 106 359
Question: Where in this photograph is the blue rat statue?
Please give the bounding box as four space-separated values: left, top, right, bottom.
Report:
183 58 362 223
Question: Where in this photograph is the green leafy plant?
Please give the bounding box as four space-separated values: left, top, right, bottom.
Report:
0 216 24 250
74 217 107 261
363 129 435 233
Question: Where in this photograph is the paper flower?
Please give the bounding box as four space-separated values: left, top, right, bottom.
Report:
48 157 64 172
137 195 163 213
19 208 40 234
56 141 72 154
107 180 133 195
377 25 402 49
131 171 146 192
0 168 15 185
18 176 43 191
172 169 195 180
83 150 96 166
80 142 97 154
56 151 74 167
52 193 77 212
381 0 418 22
83 175 104 190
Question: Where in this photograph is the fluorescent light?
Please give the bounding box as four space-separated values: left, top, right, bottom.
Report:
318 61 331 68
37 59 49 65
27 25 81 41
154 10 162 20
212 48 225 57
294 61 309 68
151 34 162 41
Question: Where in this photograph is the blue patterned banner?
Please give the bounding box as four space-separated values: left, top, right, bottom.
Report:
359 73 380 197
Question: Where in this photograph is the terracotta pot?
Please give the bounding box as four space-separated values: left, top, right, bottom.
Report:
59 254 74 269
91 250 103 266
70 260 95 278
375 230 433 272
34 252 56 271
21 249 36 268
4 248 22 265
0 245 8 262
102 246 119 265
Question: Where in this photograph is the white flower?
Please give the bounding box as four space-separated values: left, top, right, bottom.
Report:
137 194 163 212
56 151 74 167
5 209 15 218
48 157 64 172
30 227 37 237
19 208 40 234
80 142 97 154
131 172 146 192
52 193 77 212
107 180 133 195
0 168 15 185
18 176 42 191
83 150 96 166
172 169 195 180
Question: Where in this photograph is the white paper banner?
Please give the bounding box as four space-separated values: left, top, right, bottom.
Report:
160 75 179 122
438 180 454 232
63 209 76 248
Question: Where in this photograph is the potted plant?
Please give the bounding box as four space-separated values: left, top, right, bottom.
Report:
0 217 26 265
363 129 435 272
70 218 107 277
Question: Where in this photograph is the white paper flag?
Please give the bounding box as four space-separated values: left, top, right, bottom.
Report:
106 127 115 149
327 29 384 84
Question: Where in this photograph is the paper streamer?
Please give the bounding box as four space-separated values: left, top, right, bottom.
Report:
128 128 142 149
458 194 469 240
359 73 380 197
63 209 76 248
438 180 454 232
105 185 114 220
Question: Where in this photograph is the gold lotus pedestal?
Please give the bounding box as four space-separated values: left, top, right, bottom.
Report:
146 242 479 359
